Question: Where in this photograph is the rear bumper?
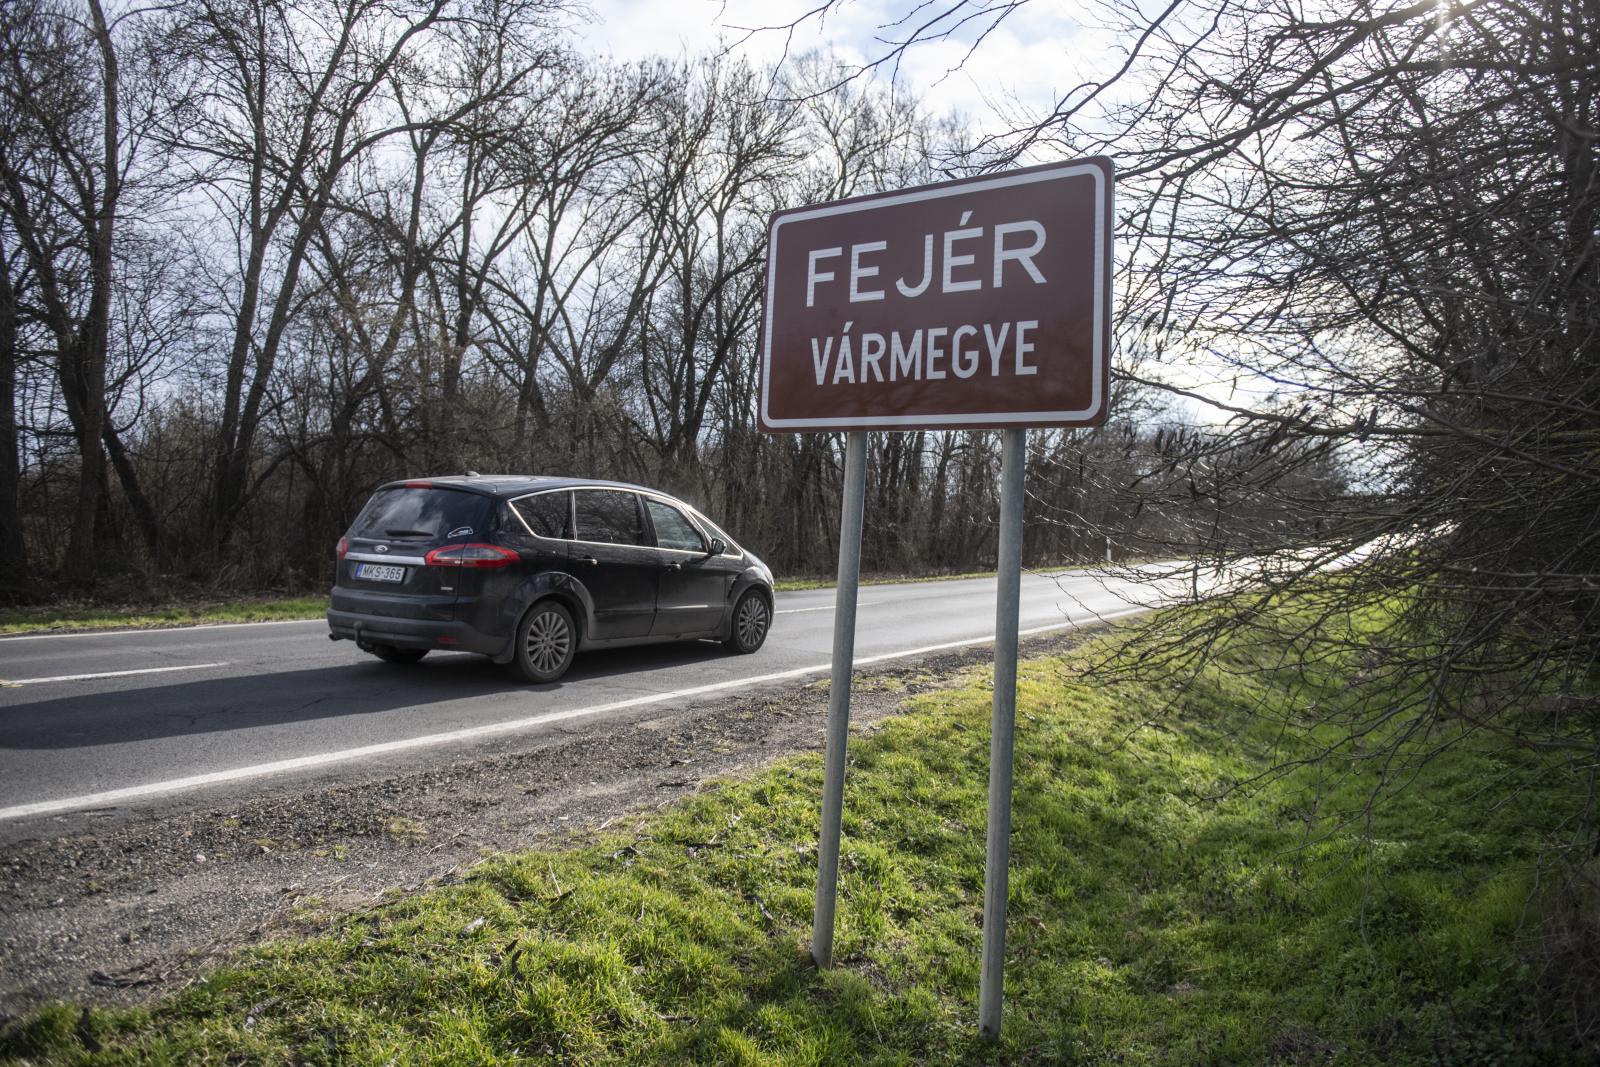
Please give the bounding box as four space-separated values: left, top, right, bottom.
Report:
327 608 505 656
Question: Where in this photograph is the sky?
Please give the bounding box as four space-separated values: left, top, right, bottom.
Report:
569 0 1087 136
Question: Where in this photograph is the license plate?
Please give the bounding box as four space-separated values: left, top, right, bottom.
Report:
356 563 406 583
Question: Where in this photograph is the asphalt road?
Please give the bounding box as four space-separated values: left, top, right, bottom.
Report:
0 569 1154 828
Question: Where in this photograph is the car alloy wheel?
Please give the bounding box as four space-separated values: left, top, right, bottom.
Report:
526 608 571 674
726 590 770 653
513 600 577 682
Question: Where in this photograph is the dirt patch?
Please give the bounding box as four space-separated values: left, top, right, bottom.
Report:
0 628 1100 1016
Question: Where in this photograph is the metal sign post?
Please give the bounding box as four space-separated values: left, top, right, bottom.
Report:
979 426 1026 1038
812 430 867 968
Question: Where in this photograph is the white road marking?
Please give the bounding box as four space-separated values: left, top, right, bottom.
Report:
0 663 229 687
0 618 325 642
0 607 1149 821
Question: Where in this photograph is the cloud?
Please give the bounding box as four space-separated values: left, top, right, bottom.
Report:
574 0 1089 133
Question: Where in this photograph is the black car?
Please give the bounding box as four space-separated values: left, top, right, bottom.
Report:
327 476 775 682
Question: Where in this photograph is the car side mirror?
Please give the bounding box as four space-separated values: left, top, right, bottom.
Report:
707 537 726 557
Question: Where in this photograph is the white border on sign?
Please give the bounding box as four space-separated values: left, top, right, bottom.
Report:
759 161 1110 430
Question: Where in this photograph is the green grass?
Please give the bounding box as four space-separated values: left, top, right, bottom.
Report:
1 607 1583 1064
0 596 328 635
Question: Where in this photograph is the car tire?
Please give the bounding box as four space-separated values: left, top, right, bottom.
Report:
370 645 427 665
724 589 771 654
510 599 577 683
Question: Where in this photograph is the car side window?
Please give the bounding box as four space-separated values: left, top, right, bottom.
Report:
512 491 570 539
573 489 647 546
645 499 706 553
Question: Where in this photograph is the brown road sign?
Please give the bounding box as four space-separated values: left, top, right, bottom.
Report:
759 158 1113 433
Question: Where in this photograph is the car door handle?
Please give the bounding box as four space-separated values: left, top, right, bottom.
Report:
663 561 682 570
579 556 598 567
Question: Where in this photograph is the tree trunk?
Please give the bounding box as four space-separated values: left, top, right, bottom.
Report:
104 421 164 569
0 246 26 586
57 0 118 585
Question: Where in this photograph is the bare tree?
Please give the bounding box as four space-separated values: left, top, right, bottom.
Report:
474 58 668 453
0 0 130 583
636 57 800 472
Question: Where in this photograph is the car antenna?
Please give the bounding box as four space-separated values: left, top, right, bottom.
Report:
463 470 480 477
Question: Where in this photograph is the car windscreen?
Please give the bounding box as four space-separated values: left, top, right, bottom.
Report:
348 487 493 543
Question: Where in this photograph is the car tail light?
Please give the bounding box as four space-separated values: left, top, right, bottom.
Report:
336 536 348 560
425 543 519 568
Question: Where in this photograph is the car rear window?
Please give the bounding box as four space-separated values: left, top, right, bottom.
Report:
349 487 492 542
512 491 570 538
